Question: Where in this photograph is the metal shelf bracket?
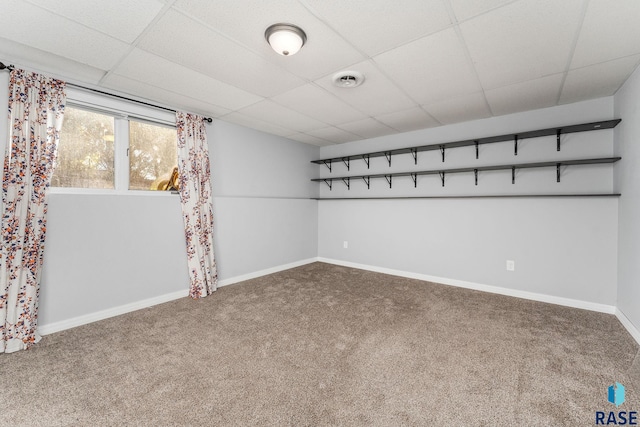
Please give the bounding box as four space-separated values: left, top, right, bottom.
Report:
475 141 479 159
514 135 519 156
384 152 392 167
342 157 350 171
557 129 562 152
362 154 370 169
385 174 392 188
411 173 417 188
342 177 350 190
323 178 333 190
512 166 516 184
322 159 332 172
440 146 445 162
557 163 561 183
362 176 370 189
439 171 446 187
474 169 478 186
411 148 418 165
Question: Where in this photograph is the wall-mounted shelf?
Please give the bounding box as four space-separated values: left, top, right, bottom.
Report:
310 119 621 170
311 157 621 190
312 194 621 200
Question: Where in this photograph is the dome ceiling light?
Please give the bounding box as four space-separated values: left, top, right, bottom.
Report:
265 23 307 56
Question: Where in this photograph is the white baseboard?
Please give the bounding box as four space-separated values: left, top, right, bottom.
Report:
38 289 189 336
615 309 640 346
217 258 317 287
38 258 318 336
317 257 617 314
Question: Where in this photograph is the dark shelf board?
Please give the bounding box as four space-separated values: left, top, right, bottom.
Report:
310 119 621 166
311 157 621 182
312 194 621 200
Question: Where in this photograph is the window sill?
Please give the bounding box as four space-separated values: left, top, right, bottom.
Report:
48 187 180 196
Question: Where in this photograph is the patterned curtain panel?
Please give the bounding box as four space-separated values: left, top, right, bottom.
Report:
176 112 217 299
1 69 66 353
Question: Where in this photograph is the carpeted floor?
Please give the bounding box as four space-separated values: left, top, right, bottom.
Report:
1 262 638 426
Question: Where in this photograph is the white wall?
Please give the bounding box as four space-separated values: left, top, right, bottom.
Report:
318 98 619 307
37 118 318 328
209 120 318 280
614 64 640 334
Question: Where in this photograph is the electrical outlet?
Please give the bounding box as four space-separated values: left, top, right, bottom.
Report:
506 260 515 271
343 241 348 249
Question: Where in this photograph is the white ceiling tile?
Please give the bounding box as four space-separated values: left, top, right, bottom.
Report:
374 28 481 105
173 0 365 80
137 9 305 97
571 0 640 69
101 73 231 118
287 133 334 146
423 92 492 124
307 127 361 144
237 100 327 133
301 0 452 56
560 55 640 104
338 118 396 139
375 107 440 132
112 49 263 110
460 0 584 89
221 112 297 137
315 60 417 116
449 0 516 22
26 0 165 43
271 84 367 126
0 37 106 84
485 74 564 116
0 2 129 70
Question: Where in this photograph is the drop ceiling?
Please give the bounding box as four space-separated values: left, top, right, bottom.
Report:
1 0 639 146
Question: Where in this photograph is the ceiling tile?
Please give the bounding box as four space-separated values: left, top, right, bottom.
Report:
221 112 297 137
287 133 334 146
485 74 564 116
374 28 481 105
112 49 262 110
375 107 440 132
315 60 416 117
449 0 516 22
0 37 106 84
101 73 232 118
338 118 396 139
173 0 365 80
0 2 130 70
307 127 361 144
237 100 327 133
301 0 452 56
26 0 165 43
423 92 492 124
460 0 584 89
271 84 367 125
571 0 640 69
137 9 305 97
560 55 640 104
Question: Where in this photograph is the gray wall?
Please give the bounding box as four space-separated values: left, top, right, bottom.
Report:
317 98 619 306
614 64 640 332
37 115 318 327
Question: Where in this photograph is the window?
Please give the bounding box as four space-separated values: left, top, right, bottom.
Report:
129 120 178 191
51 107 115 189
51 91 179 193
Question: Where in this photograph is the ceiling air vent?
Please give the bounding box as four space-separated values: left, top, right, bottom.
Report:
332 71 365 88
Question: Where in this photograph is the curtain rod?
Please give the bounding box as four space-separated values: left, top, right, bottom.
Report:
0 61 213 123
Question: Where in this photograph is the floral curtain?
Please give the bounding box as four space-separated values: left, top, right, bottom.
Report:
1 69 66 353
176 112 217 298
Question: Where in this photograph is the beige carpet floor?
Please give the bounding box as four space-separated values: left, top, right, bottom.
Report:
1 262 638 426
